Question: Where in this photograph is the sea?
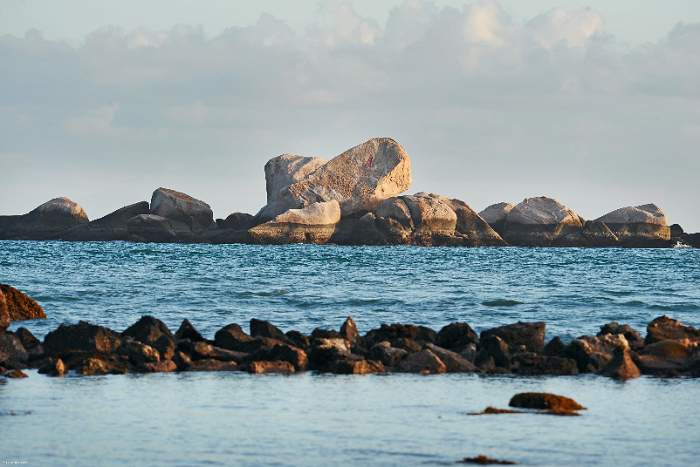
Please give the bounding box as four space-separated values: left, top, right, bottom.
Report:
1 241 699 466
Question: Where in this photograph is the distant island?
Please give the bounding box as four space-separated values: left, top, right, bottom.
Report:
1 137 697 248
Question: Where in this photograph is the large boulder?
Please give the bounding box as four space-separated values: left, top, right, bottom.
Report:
595 204 670 247
0 197 88 240
247 201 340 245
59 201 150 241
0 283 46 321
258 138 412 222
478 202 514 236
500 197 585 247
150 188 216 233
401 193 457 233
44 321 122 356
264 154 328 204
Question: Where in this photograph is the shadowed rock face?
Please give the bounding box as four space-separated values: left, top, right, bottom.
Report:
58 201 149 241
150 188 215 232
595 203 670 245
478 202 514 236
264 154 328 204
258 138 412 222
0 197 88 240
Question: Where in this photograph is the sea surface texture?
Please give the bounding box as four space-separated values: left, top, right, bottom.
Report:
1 241 699 466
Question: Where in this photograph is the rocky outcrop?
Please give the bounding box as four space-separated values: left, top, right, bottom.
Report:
265 154 328 204
257 138 412 223
0 283 46 321
58 201 149 241
478 202 514 236
0 197 88 240
150 188 216 233
247 201 341 245
595 204 670 247
499 197 585 247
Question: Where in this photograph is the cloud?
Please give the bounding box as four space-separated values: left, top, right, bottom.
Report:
1 0 699 230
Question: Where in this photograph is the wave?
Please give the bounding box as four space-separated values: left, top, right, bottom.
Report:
482 300 523 307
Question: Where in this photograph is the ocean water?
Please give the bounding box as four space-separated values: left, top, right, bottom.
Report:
1 241 699 466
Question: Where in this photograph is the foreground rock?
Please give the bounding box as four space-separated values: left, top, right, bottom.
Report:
509 392 585 414
0 290 9 333
258 138 412 222
595 204 670 247
0 283 47 321
0 197 88 240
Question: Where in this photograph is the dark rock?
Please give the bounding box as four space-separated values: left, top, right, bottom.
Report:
38 358 66 376
5 369 28 378
598 322 644 349
306 338 356 372
248 344 308 371
78 356 130 375
174 318 205 342
246 360 295 374
396 349 446 374
474 348 495 372
365 323 436 347
424 343 479 373
509 392 585 412
599 349 641 380
367 341 408 367
331 359 385 375
15 327 41 348
122 316 175 359
133 360 178 373
510 353 579 375
285 330 310 349
460 343 478 363
544 336 566 357
435 322 480 352
58 201 150 241
250 319 288 342
389 337 422 354
643 339 693 359
190 359 238 372
0 289 9 333
480 335 511 368
44 321 121 356
0 333 29 369
551 221 619 247
115 338 160 365
310 328 341 340
191 341 247 363
0 283 47 321
457 454 516 465
214 324 253 350
340 316 359 342
645 315 700 345
481 322 546 354
216 212 254 230
563 334 629 373
171 351 193 371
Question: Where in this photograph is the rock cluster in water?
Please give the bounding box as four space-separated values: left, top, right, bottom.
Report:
1 312 699 380
0 137 697 248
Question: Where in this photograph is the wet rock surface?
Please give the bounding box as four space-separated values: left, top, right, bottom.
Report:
3 314 698 380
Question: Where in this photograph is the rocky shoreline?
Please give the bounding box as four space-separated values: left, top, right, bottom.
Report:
1 138 698 248
2 308 699 380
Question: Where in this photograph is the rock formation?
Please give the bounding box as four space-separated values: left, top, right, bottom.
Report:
0 283 46 321
150 188 216 233
595 204 671 247
498 197 584 247
0 197 88 240
257 137 412 223
58 201 149 241
478 202 514 236
264 154 328 204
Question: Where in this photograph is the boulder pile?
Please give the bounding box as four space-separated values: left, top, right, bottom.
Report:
2 314 698 380
0 137 695 247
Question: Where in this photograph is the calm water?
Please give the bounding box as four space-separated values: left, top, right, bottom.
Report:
1 241 699 466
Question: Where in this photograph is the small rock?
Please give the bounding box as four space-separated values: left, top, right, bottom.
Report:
134 360 178 373
367 342 408 367
424 343 479 373
5 369 28 378
122 316 175 359
190 341 247 363
457 454 516 465
435 322 480 352
190 359 239 372
544 336 566 357
331 359 385 375
396 349 446 374
174 318 205 342
509 392 585 413
599 349 641 380
340 316 359 342
246 360 295 374
38 358 66 376
250 319 288 342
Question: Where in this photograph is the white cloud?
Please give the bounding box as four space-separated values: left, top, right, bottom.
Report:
1 0 700 230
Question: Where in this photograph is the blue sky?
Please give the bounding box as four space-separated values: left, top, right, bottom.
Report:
1 0 699 230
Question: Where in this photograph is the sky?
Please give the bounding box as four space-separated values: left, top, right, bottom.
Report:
1 0 699 231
